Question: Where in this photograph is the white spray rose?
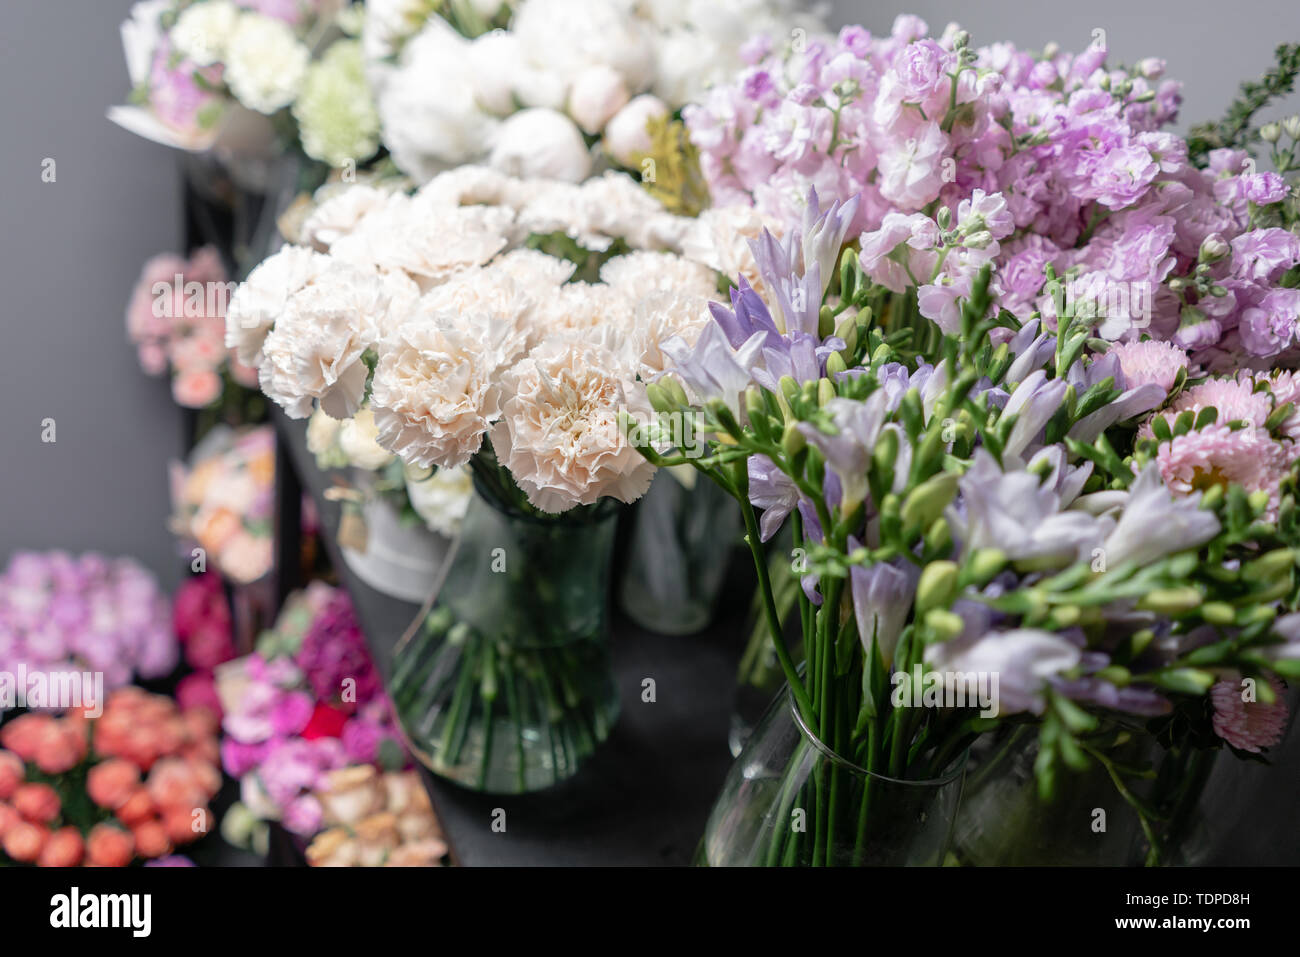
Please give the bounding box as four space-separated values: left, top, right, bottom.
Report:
489 108 591 183
405 466 473 537
338 408 397 471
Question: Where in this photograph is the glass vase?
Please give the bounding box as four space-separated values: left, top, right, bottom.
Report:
951 725 1145 866
619 470 741 635
387 484 621 794
697 690 966 866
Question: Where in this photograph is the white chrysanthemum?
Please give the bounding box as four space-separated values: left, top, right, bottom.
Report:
300 185 394 250
377 18 499 182
330 194 513 283
225 245 334 366
680 204 769 291
338 407 397 471
223 13 310 114
369 309 523 469
405 465 473 537
598 250 718 302
171 0 240 67
258 265 390 419
490 337 656 513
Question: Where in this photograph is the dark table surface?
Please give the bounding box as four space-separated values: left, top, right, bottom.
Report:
272 408 749 866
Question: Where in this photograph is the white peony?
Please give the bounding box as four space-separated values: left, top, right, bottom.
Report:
225 245 334 366
568 64 630 135
511 0 655 96
490 337 656 513
257 264 391 419
488 108 591 183
223 13 310 114
405 465 473 537
468 30 525 115
602 94 668 167
171 0 240 67
377 18 499 182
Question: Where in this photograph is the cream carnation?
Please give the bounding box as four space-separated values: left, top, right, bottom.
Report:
628 289 711 377
225 245 334 366
680 204 769 292
223 13 310 114
490 338 656 513
300 185 395 250
369 310 522 469
598 250 718 302
533 282 635 337
258 265 390 419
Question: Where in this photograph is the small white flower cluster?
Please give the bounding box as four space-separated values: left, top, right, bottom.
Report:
230 166 727 513
173 1 310 114
364 0 823 183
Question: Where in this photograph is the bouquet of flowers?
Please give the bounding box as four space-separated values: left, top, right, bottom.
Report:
217 584 405 846
304 765 447 866
126 245 265 417
363 0 822 183
0 551 177 707
110 0 379 172
169 424 277 583
226 163 735 789
627 20 1300 865
0 688 222 866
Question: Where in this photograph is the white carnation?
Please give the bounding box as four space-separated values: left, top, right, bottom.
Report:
258 264 390 419
490 337 655 513
223 13 310 114
598 250 718 302
680 204 769 291
225 245 334 367
300 185 395 250
171 0 240 67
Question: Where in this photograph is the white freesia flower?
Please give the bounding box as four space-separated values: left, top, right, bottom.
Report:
339 408 397 471
568 64 630 134
370 309 523 469
1099 464 1221 568
258 264 391 419
405 466 473 537
225 245 334 366
490 338 655 513
171 0 240 67
224 13 310 114
488 108 591 183
602 94 668 166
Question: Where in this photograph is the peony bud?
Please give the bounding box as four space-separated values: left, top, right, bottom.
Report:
602 94 668 166
568 64 630 135
489 108 592 182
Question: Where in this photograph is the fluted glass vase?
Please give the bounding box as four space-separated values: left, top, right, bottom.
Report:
387 482 621 793
697 690 966 866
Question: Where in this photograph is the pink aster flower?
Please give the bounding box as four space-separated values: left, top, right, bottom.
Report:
1210 672 1289 753
1155 424 1293 519
1108 339 1188 393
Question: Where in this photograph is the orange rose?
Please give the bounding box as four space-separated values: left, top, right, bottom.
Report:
0 713 55 762
146 758 206 813
12 783 60 824
162 805 207 845
115 789 156 827
182 706 220 739
0 802 21 838
131 820 172 860
86 759 140 810
3 821 48 862
33 721 87 775
38 827 84 867
0 750 25 799
85 824 135 867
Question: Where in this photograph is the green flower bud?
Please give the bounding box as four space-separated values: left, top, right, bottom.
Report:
965 547 1008 586
902 472 960 530
825 351 848 378
915 560 959 617
817 377 836 407
1137 586 1204 615
1200 601 1236 626
923 608 965 641
781 420 807 460
1243 548 1295 583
